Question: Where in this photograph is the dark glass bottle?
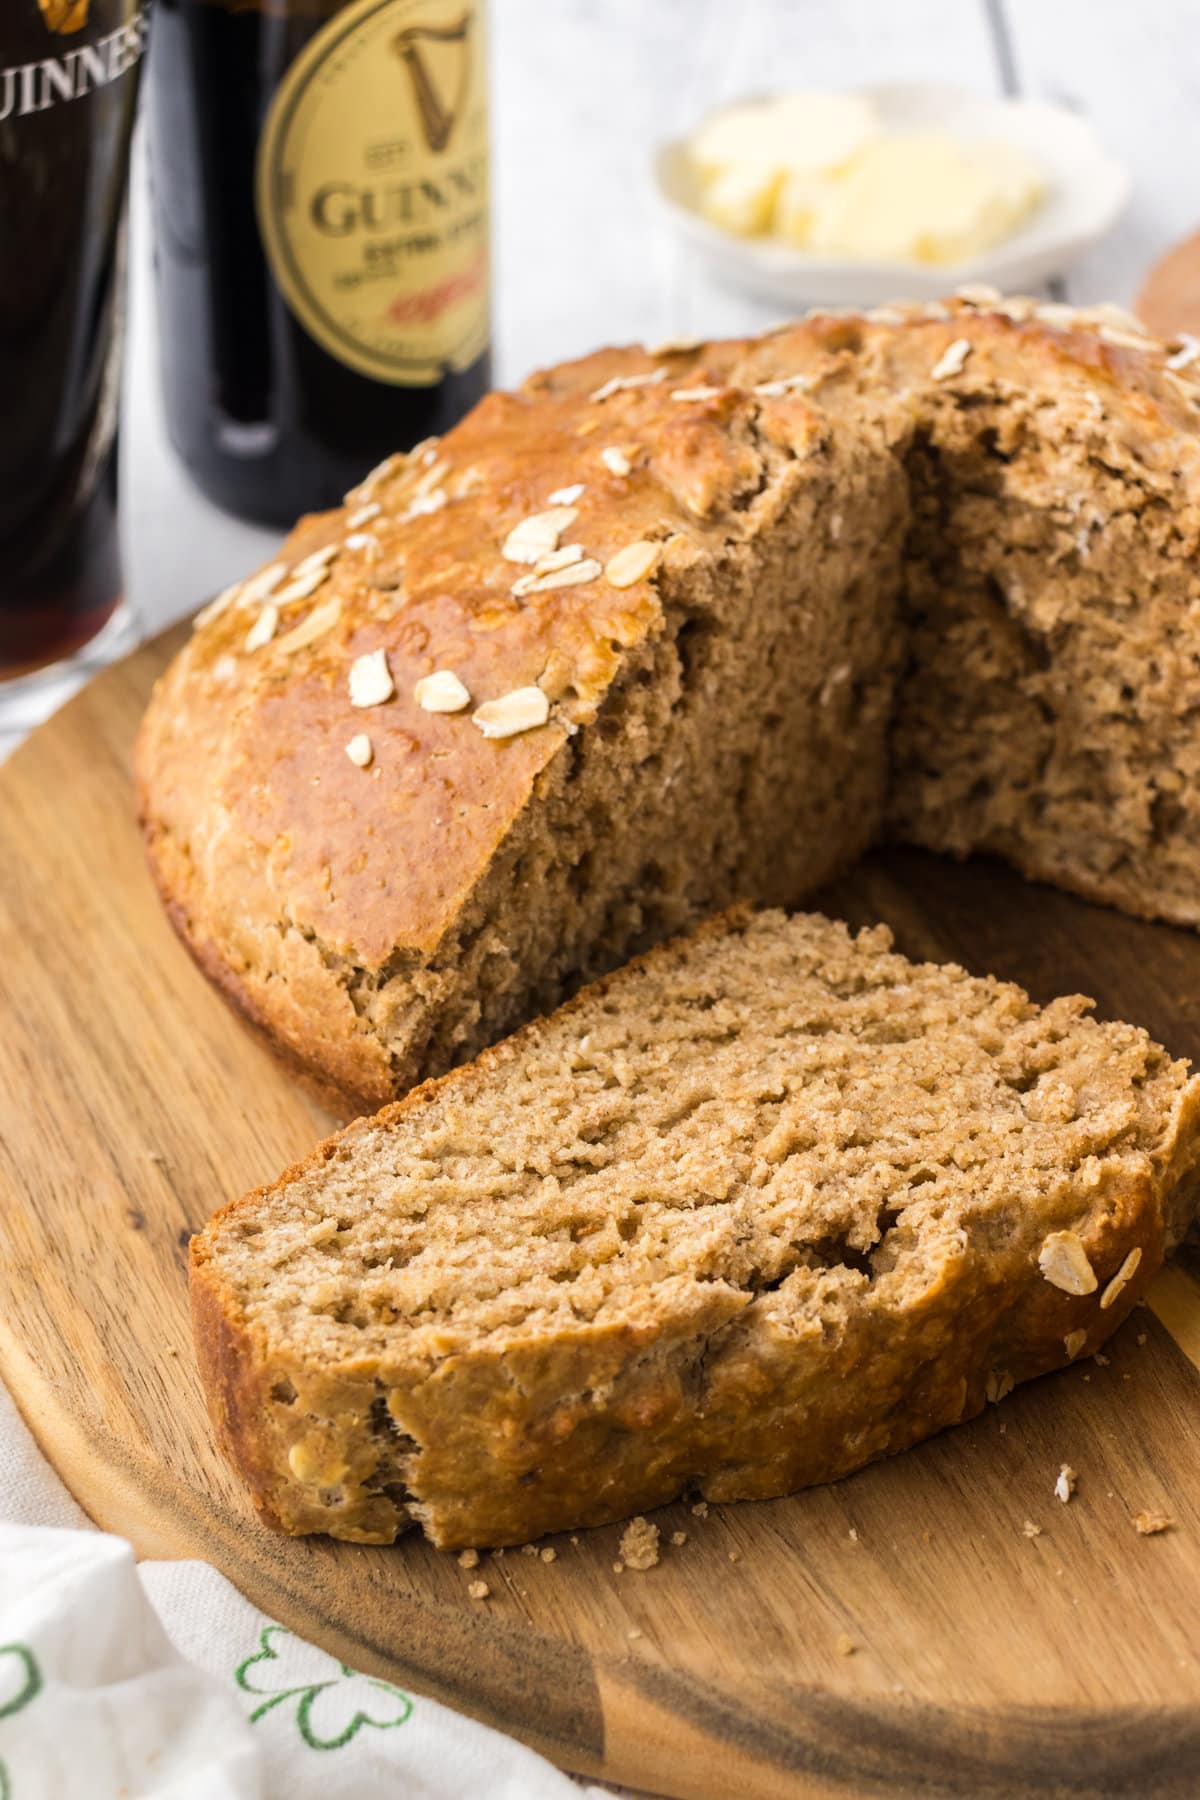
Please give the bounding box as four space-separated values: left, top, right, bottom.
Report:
147 0 491 527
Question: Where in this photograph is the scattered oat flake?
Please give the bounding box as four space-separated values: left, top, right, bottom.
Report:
1063 1329 1087 1360
1054 1464 1077 1504
931 338 972 381
752 374 812 398
1039 1230 1097 1295
835 1634 856 1657
648 333 703 356
1100 325 1153 352
349 648 395 708
670 384 723 402
1133 1510 1174 1536
357 450 406 495
540 1547 557 1563
605 540 660 589
245 604 279 652
1022 1520 1043 1539
501 506 579 565
618 1518 660 1572
344 733 372 768
955 283 1002 306
406 489 447 518
240 561 289 607
194 580 242 629
274 567 328 607
467 1580 490 1601
415 669 470 713
517 557 603 595
346 501 382 528
985 1369 1014 1404
294 542 339 578
589 368 669 402
600 445 633 477
1100 1246 1142 1310
509 544 586 597
670 1531 688 1547
472 686 550 739
277 595 342 653
1167 337 1200 372
547 483 585 505
458 1547 479 1569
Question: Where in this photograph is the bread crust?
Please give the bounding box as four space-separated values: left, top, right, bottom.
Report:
190 913 1200 1550
140 296 1200 1114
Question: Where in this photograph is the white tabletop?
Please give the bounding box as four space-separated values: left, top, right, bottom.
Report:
27 0 1200 714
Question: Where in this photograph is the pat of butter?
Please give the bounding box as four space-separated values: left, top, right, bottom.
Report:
806 133 1044 264
693 92 878 180
690 92 1045 259
701 165 782 236
693 92 876 238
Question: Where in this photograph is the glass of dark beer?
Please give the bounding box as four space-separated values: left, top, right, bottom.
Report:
0 0 149 737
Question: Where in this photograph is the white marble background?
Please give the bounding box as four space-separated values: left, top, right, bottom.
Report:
23 0 1200 739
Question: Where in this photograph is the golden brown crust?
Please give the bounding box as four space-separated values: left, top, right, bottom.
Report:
140 294 1200 1114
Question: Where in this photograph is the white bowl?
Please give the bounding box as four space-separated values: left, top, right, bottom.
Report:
653 83 1131 308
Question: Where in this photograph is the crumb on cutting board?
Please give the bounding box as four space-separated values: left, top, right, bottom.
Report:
1132 1510 1175 1536
618 1517 660 1572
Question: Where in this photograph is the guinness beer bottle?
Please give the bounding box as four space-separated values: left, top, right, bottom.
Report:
148 0 492 526
0 0 147 719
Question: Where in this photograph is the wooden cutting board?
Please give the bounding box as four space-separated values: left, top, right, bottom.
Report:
4 627 1200 1800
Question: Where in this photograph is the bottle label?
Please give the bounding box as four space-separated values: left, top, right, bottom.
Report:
257 0 489 388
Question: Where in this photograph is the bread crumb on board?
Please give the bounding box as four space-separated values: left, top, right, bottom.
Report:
618 1517 660 1572
467 1580 490 1601
1132 1510 1175 1536
458 1547 480 1569
1054 1464 1077 1504
835 1633 857 1657
1022 1519 1043 1539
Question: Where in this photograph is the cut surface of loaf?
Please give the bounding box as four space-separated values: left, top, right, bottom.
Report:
191 909 1200 1549
139 294 1200 1114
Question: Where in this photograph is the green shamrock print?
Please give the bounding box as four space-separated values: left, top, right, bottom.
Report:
235 1625 412 1751
0 1644 43 1800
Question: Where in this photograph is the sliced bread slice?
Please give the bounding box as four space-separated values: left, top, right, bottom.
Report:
191 908 1200 1549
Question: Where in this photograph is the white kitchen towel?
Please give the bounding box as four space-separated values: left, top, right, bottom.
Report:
0 1383 612 1799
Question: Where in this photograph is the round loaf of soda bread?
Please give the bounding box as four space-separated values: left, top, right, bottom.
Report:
136 293 1200 1116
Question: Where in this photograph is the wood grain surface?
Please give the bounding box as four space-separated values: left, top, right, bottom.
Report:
3 628 1200 1799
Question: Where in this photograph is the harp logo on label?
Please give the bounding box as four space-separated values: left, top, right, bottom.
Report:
1 1 148 118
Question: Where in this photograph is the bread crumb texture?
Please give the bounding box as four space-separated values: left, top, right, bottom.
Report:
140 295 1200 1117
190 908 1200 1548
